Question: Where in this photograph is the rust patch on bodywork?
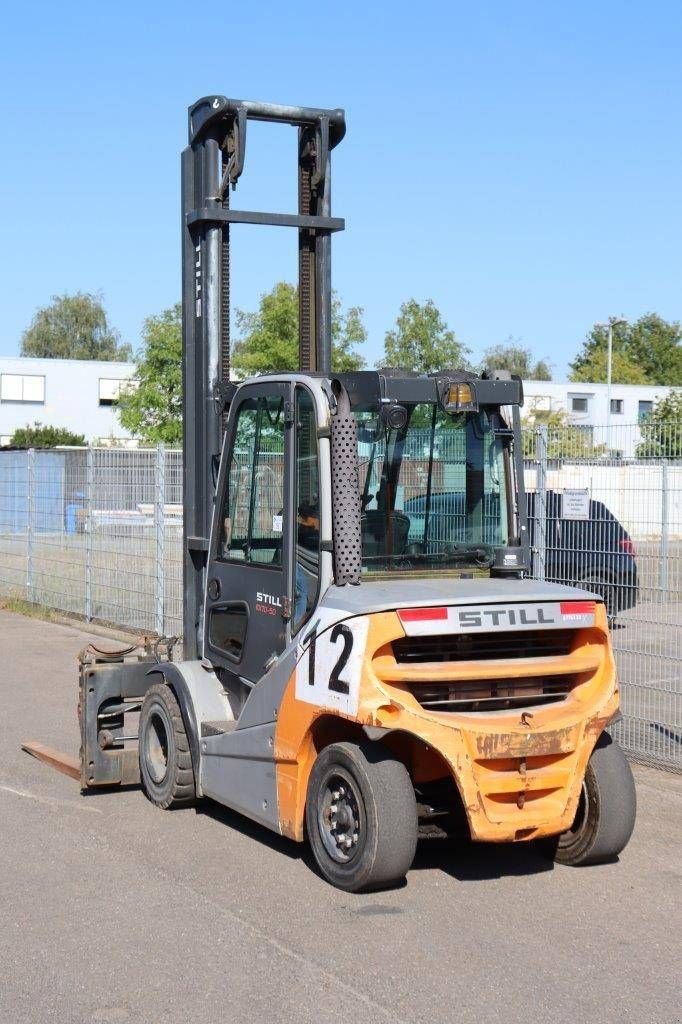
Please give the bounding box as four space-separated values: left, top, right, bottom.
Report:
475 725 576 760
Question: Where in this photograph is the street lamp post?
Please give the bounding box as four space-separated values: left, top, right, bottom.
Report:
605 316 627 454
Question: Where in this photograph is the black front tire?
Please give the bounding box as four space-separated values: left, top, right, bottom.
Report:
306 741 417 892
551 733 636 866
139 683 195 809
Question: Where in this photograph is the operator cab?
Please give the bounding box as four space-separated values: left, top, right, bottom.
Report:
203 369 528 687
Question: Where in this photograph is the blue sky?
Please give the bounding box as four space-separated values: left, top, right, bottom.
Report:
1 1 680 378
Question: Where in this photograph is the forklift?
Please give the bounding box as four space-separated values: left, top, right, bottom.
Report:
78 94 636 892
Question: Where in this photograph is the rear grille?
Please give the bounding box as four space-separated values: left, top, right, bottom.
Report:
393 629 575 664
408 676 575 713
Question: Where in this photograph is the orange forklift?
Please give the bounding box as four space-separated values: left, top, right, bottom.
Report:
78 95 636 891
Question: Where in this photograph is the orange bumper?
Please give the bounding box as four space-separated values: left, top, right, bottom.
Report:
275 605 619 844
367 606 619 842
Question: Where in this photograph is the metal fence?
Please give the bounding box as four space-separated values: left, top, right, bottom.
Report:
0 447 184 636
0 423 680 771
524 421 681 772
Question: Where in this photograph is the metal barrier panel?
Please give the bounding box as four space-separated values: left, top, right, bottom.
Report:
30 449 87 614
164 449 184 637
0 428 680 772
88 448 158 631
524 421 681 771
0 450 29 600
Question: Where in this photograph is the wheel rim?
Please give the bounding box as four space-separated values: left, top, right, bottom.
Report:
145 711 169 784
317 769 364 864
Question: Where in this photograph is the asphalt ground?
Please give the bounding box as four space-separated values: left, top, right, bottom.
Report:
1 610 680 1024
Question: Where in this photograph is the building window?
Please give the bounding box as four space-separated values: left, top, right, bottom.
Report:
0 374 45 403
610 398 623 415
638 400 653 421
98 378 131 406
570 396 589 413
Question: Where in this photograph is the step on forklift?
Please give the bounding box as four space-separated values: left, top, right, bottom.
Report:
78 94 636 892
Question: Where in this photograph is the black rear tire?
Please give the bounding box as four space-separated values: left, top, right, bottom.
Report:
139 683 195 809
305 741 417 892
550 733 636 866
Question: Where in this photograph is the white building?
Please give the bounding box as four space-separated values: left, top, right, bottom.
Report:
0 357 137 446
521 379 677 457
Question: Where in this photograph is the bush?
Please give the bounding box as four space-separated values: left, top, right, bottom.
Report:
9 422 86 448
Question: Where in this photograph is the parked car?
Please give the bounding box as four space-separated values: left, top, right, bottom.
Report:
402 489 638 620
526 491 638 620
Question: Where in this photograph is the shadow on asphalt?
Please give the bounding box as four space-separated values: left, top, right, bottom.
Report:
77 781 557 883
81 784 141 798
197 798 556 882
197 798 305 861
411 837 555 881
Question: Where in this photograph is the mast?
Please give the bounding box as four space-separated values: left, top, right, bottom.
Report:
180 95 346 656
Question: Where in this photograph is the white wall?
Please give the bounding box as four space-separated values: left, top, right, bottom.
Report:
0 357 136 444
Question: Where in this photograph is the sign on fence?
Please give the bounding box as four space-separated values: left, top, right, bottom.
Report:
562 488 590 520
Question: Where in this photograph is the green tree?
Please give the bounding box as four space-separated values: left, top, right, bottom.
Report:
522 405 605 461
332 297 368 372
483 341 552 380
570 345 649 385
627 313 682 385
381 299 469 373
10 422 85 448
231 282 367 376
569 314 682 385
21 292 131 361
117 305 182 445
635 390 682 458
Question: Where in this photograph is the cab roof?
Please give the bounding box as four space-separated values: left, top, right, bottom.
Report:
333 369 524 409
236 368 524 409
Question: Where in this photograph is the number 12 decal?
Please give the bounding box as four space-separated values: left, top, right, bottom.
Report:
296 616 369 716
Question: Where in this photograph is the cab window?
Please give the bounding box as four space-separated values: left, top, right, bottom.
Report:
293 388 320 631
220 394 285 566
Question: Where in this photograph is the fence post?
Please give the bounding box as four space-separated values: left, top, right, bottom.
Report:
26 448 35 603
85 445 93 621
534 425 548 582
659 460 669 594
154 443 166 636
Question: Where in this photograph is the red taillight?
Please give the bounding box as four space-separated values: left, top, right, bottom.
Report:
398 607 448 623
619 538 636 556
560 601 596 616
